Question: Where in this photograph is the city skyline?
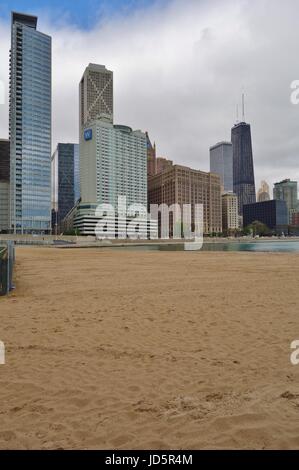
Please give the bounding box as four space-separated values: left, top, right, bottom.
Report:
1 0 299 195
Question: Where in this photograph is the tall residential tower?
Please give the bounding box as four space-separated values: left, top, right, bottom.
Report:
9 12 52 233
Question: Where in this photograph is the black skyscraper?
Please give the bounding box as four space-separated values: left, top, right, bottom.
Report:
231 121 256 215
0 139 10 182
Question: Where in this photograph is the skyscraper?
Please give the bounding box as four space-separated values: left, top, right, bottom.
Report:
51 143 80 231
273 179 298 224
80 117 147 209
257 180 270 202
9 12 52 234
210 142 233 193
231 122 256 215
79 64 113 129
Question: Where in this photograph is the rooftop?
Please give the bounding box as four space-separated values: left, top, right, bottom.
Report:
210 141 232 151
12 11 38 29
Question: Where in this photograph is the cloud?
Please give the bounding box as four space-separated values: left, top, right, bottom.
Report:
1 0 299 195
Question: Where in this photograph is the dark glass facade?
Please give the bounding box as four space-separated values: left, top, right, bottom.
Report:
0 140 10 181
243 200 288 231
51 143 80 230
231 122 256 215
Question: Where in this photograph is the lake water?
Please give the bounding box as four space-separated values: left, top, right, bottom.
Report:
109 240 299 253
202 241 299 253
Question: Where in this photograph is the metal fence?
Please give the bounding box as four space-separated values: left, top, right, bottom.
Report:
0 241 15 296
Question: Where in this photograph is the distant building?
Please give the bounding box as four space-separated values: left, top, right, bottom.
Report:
231 122 256 215
0 139 10 232
146 132 157 177
292 212 299 226
156 157 173 175
210 142 233 193
148 165 222 235
243 200 288 233
10 12 52 234
222 193 238 232
51 143 80 232
146 132 173 177
273 179 298 224
257 180 270 202
79 63 113 129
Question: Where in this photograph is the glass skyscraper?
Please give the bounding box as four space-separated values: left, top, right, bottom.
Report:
273 179 298 224
231 122 256 215
51 143 80 230
9 12 52 234
210 141 233 193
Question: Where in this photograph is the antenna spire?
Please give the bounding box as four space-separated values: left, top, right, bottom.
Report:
242 92 245 121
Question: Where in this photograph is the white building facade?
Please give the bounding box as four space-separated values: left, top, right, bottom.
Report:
80 116 147 209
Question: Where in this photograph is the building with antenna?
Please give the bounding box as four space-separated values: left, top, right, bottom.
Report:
231 94 256 216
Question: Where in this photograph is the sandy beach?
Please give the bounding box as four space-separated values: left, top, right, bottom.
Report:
0 246 299 449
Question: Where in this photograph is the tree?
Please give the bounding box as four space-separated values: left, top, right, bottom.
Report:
245 220 271 237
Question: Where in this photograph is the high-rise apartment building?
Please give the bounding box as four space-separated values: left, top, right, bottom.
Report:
9 12 52 234
80 116 147 209
79 64 113 129
51 143 80 231
0 139 10 232
148 165 222 235
231 122 256 215
210 142 233 193
222 193 238 232
273 179 298 224
257 180 270 202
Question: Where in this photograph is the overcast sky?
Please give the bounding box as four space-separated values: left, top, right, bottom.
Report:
1 0 299 195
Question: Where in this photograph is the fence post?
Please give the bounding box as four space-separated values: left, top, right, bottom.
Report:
0 242 14 296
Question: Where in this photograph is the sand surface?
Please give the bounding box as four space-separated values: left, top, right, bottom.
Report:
1 246 299 449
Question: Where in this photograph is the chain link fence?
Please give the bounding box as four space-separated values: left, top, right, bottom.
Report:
0 242 15 296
